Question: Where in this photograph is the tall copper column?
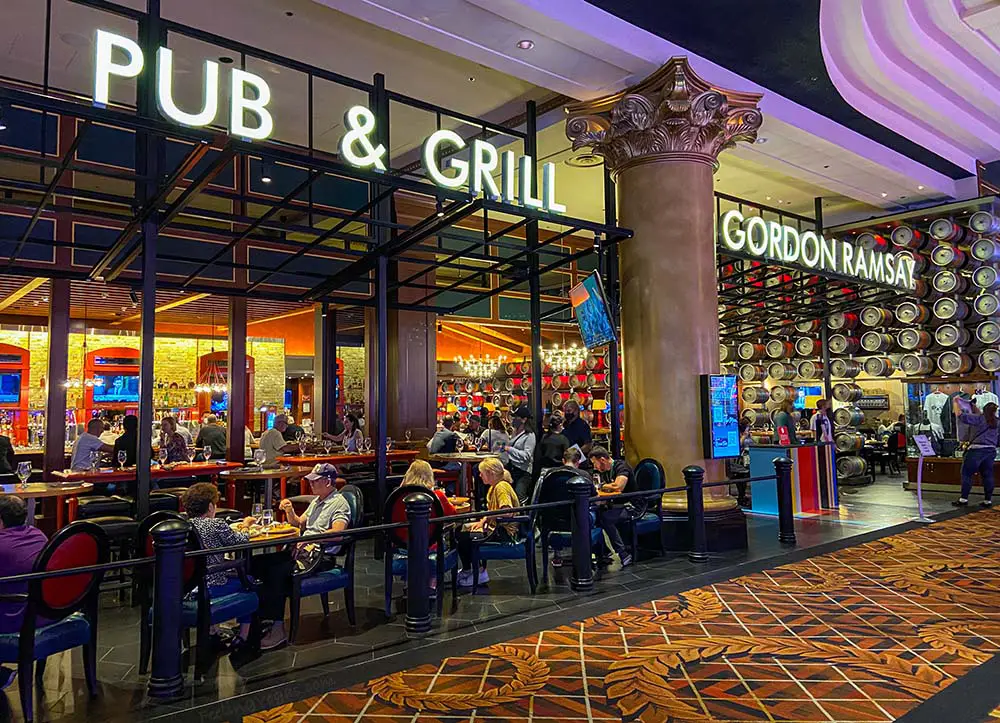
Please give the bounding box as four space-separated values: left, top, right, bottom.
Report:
567 58 762 508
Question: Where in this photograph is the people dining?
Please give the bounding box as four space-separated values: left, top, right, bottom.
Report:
254 463 352 650
456 458 519 587
159 416 188 463
98 421 118 445
183 484 257 649
258 414 297 467
112 415 141 471
461 415 482 446
282 415 305 443
70 418 114 471
323 414 363 452
590 446 635 568
0 495 47 689
195 414 228 458
402 460 458 517
427 416 462 455
477 415 510 455
505 406 536 502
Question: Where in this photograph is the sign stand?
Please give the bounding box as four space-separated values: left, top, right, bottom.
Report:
911 434 935 524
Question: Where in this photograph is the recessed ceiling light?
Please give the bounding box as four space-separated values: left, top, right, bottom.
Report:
880 192 888 197
516 39 534 50
917 185 925 190
285 11 294 16
766 196 772 200
755 137 768 144
565 154 603 168
823 164 830 169
468 76 476 82
219 56 234 64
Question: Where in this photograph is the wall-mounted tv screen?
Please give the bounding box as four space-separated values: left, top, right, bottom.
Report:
0 373 20 404
795 385 823 409
568 272 617 350
211 390 228 413
93 374 139 403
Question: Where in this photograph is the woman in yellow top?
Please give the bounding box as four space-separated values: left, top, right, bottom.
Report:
457 457 519 587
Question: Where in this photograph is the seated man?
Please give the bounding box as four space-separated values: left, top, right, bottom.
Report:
0 496 47 689
70 418 114 471
258 414 297 467
195 414 228 459
589 446 635 568
253 463 351 650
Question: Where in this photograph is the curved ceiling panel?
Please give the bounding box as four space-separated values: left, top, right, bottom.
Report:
821 0 1000 172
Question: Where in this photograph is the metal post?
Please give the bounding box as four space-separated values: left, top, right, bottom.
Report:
567 476 594 591
321 302 338 434
372 73 391 537
603 169 622 458
227 298 247 462
147 517 190 699
820 324 833 403
774 457 797 545
403 493 432 634
684 466 709 562
526 100 544 478
43 278 70 477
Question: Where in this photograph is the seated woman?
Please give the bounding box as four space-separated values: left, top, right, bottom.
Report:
457 458 519 587
402 459 458 517
183 483 257 649
160 416 188 463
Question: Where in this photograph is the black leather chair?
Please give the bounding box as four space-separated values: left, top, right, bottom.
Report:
76 496 132 520
628 458 667 558
533 468 602 584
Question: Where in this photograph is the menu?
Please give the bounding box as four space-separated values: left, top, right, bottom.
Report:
701 374 740 458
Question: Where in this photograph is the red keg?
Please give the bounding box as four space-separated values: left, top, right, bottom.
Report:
794 319 822 333
828 312 859 331
585 356 605 371
737 342 766 361
856 232 888 251
519 376 532 391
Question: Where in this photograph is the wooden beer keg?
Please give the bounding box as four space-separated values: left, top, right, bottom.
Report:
890 225 928 249
930 244 970 269
837 456 868 478
741 386 770 405
767 361 798 381
794 319 822 333
833 407 865 428
519 376 532 391
979 349 1000 373
934 323 971 348
835 432 865 453
829 312 859 331
720 344 738 363
971 237 1000 263
863 356 896 377
897 328 933 351
585 356 604 371
794 337 821 356
912 279 934 299
551 392 565 407
765 339 795 359
738 364 767 383
504 362 517 376
741 408 770 426
976 320 1000 344
860 306 893 327
973 265 1000 289
797 359 820 378
930 217 972 244
861 331 894 353
970 210 1000 234
932 270 970 294
937 351 974 375
831 358 862 378
829 334 861 355
932 297 971 321
895 301 931 325
899 353 935 375
856 232 888 251
975 292 1000 316
769 385 797 403
833 383 863 403
737 342 766 361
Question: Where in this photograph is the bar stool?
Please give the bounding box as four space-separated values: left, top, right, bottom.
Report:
83 515 139 596
75 496 132 520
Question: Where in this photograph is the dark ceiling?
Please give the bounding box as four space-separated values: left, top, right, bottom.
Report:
586 0 970 181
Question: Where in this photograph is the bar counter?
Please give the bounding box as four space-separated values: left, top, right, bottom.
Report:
747 442 838 515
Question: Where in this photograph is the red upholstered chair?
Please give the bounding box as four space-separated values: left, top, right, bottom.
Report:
0 521 109 723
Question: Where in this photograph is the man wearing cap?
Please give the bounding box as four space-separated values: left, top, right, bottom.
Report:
254 463 351 650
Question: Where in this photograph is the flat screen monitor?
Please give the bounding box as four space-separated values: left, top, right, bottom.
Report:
568 272 617 350
211 390 228 413
795 385 823 409
700 374 740 459
0 373 20 404
92 374 139 403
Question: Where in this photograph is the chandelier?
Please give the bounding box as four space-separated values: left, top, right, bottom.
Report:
541 342 587 373
196 310 227 394
455 353 506 379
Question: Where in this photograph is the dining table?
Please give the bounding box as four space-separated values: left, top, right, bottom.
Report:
2 482 94 527
276 449 420 469
428 451 499 500
219 466 306 509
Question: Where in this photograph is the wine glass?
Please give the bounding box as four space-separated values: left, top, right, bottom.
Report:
298 438 307 456
386 437 393 452
203 445 212 463
158 448 168 466
295 430 305 442
89 450 100 472
363 437 372 453
16 461 30 490
186 447 196 465
253 449 266 468
261 508 274 530
252 502 263 524
117 450 127 470
323 438 333 455
404 429 412 442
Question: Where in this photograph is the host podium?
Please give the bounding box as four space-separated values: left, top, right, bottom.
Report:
748 443 838 515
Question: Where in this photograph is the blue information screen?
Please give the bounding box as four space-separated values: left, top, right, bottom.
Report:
702 374 740 458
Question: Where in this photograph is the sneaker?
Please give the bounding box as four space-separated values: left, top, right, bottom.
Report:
952 499 969 507
457 570 475 587
597 553 614 566
550 556 563 568
476 568 489 585
259 623 287 651
620 553 633 568
0 667 15 690
982 499 993 508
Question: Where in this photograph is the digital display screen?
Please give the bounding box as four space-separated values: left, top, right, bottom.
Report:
211 390 228 413
93 374 139 403
568 272 617 350
795 385 823 409
0 373 20 404
701 374 740 458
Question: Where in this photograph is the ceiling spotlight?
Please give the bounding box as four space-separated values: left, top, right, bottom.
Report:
261 161 273 184
880 192 888 197
516 39 534 50
917 185 925 190
468 76 476 83
219 56 234 64
755 137 768 144
129 289 139 304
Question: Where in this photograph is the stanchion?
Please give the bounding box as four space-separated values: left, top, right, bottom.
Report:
684 466 709 563
774 457 797 545
147 517 191 700
568 476 594 591
404 492 433 634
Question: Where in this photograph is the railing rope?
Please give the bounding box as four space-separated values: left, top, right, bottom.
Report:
147 517 191 700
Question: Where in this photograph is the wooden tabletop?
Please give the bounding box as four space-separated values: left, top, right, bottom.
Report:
0 482 93 499
428 452 499 463
50 461 241 484
219 466 304 480
231 522 300 540
277 450 420 467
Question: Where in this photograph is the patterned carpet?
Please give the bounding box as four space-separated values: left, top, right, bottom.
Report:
247 510 1000 722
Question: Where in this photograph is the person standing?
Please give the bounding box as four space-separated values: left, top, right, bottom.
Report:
561 400 592 457
505 406 536 502
539 413 571 468
477 415 510 455
772 400 798 445
589 446 634 567
809 399 834 444
195 414 228 459
0 496 47 689
953 400 998 508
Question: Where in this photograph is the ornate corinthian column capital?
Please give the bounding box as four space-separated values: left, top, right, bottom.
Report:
565 57 764 176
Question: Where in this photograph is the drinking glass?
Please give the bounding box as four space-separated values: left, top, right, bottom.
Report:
253 449 266 468
404 429 412 442
186 448 196 465
203 446 212 462
386 437 393 452
117 450 127 470
363 437 372 453
89 450 100 472
295 430 305 442
323 438 333 454
158 448 168 466
16 461 30 489
261 508 274 530
298 439 307 456
252 502 263 524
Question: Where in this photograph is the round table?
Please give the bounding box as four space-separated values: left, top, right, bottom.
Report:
428 452 499 499
219 466 303 509
3 482 94 526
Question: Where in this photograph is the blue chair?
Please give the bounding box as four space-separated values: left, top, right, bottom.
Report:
0 521 109 723
533 467 602 584
288 485 362 643
628 458 667 558
383 484 459 618
469 500 538 595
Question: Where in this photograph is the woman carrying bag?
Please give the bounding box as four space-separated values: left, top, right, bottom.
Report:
953 399 998 508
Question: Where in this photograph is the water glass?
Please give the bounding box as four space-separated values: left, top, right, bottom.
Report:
89 450 100 472
186 448 196 465
261 508 274 530
386 437 393 452
158 448 168 466
203 446 212 462
252 503 263 524
16 461 30 489
363 437 372 453
117 450 127 470
253 449 266 468
295 430 305 442
323 439 333 454
298 440 307 456
404 429 412 442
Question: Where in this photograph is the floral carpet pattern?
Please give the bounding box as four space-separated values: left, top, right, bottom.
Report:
247 510 1000 722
